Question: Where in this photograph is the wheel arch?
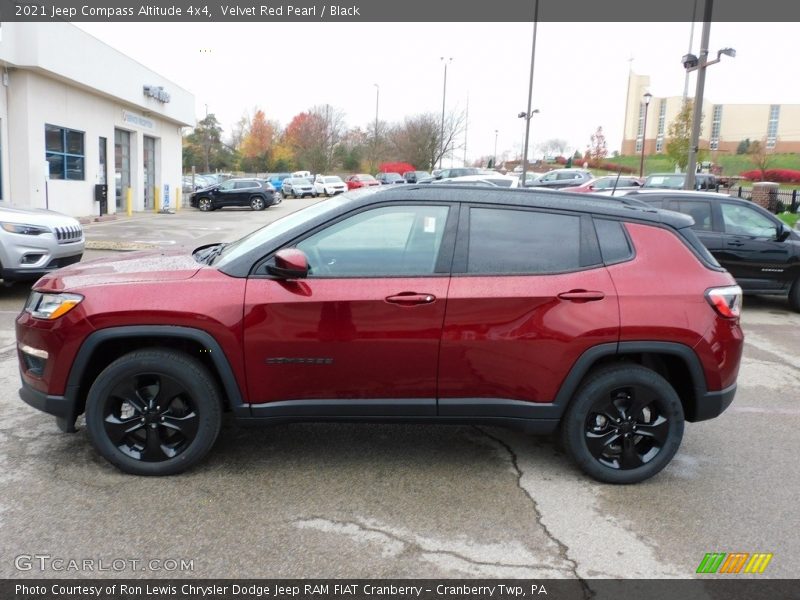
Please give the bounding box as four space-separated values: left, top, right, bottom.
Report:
67 326 247 420
555 342 707 422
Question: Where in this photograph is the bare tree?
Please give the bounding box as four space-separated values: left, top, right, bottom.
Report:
748 140 773 180
388 110 465 171
539 138 568 157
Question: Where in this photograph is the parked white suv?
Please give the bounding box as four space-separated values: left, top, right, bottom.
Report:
313 175 347 197
0 202 84 283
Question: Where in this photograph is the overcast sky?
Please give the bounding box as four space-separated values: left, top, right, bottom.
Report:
76 21 795 166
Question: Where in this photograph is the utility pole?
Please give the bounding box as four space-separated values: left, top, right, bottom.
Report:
685 0 712 190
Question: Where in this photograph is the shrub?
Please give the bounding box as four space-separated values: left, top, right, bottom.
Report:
379 161 415 174
740 169 800 183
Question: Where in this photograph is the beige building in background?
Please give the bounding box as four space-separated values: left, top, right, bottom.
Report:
622 73 800 159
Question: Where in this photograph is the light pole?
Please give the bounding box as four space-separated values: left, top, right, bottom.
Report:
518 109 539 179
439 57 452 169
682 0 735 189
639 92 653 178
521 0 539 186
493 130 499 168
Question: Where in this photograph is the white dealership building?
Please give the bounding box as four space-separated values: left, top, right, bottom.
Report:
0 22 194 217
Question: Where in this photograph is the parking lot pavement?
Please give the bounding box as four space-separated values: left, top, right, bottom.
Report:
0 207 798 580
81 196 322 250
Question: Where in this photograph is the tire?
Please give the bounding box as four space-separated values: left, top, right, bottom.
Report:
85 349 222 476
560 364 684 484
197 197 213 212
250 196 265 211
789 277 800 312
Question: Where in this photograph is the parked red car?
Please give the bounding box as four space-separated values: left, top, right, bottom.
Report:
345 173 381 190
17 186 743 483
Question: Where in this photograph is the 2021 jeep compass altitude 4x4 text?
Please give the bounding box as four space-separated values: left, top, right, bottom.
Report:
16 186 744 483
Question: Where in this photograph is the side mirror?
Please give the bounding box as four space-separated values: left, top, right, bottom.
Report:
267 248 309 279
777 224 792 242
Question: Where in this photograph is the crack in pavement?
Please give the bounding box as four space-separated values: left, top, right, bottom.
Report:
473 427 595 599
295 516 571 576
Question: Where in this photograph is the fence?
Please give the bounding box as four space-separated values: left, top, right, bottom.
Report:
732 187 799 213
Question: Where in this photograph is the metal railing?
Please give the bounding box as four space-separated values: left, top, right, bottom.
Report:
732 187 799 213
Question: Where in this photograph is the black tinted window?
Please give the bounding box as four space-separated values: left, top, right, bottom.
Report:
594 219 633 264
468 208 581 274
666 200 713 231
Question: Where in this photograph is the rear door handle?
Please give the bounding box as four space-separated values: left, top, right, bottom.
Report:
557 290 605 302
385 292 436 306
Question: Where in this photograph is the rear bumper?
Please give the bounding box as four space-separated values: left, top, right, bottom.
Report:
692 382 737 422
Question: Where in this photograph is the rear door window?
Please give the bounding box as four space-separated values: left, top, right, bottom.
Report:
466 208 582 274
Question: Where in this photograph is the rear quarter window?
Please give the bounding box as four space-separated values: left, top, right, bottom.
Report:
594 218 634 264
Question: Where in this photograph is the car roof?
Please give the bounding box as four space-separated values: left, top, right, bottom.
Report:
357 185 690 226
628 189 731 199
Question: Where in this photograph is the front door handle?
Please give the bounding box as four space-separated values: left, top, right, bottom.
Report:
558 290 605 302
385 292 436 306
727 240 745 247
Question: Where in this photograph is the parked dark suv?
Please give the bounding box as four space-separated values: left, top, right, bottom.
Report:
642 172 718 191
631 190 800 311
16 186 743 483
190 178 276 211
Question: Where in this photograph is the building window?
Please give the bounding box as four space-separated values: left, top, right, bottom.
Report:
635 102 646 153
710 105 723 151
655 100 667 153
766 105 779 149
45 125 85 180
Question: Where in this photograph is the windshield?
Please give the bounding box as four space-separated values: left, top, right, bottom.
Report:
324 176 342 183
645 175 684 189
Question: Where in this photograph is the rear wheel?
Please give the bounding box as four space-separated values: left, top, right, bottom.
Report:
561 364 684 484
789 277 800 312
197 197 213 212
250 196 265 211
85 349 222 476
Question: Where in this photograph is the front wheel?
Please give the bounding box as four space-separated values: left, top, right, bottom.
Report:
197 197 213 212
561 365 684 484
85 349 222 476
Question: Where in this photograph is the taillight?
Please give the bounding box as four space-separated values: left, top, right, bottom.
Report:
705 285 742 319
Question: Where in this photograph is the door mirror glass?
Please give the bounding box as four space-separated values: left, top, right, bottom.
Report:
268 249 309 279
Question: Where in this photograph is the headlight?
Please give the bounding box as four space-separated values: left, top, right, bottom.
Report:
25 292 84 320
1 222 51 235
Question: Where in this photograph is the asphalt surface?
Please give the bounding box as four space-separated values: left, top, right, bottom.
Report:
0 200 798 582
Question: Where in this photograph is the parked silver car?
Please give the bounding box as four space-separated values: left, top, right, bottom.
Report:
0 202 84 283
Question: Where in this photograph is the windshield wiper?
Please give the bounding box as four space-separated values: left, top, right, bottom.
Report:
195 243 227 265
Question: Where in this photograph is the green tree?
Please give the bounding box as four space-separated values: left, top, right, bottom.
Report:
182 114 235 172
666 100 702 171
736 138 752 155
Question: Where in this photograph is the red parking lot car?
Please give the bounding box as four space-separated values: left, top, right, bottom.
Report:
16 186 743 482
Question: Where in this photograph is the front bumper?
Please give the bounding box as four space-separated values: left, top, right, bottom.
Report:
19 378 80 432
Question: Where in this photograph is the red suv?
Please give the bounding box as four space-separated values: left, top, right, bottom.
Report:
16 186 744 483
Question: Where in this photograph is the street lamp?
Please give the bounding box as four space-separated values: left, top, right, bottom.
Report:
518 109 540 172
639 92 653 178
439 57 453 169
493 129 499 168
682 0 735 188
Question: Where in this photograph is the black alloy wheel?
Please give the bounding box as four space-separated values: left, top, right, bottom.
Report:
85 349 222 475
561 365 684 484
